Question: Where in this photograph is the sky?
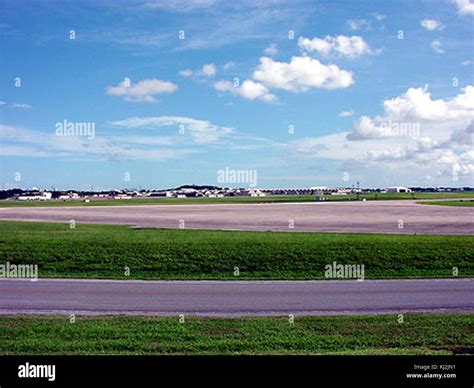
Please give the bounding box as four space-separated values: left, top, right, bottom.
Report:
0 0 473 190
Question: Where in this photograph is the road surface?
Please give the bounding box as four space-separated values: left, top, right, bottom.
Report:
0 200 473 234
0 278 472 317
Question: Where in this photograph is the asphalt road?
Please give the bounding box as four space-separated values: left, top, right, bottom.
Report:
0 278 472 317
0 200 473 234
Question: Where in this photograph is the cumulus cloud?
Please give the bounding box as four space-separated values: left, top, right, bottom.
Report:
214 79 276 102
215 55 354 102
353 122 474 177
381 85 474 122
106 78 177 103
452 0 474 15
431 40 445 54
421 19 444 31
108 116 233 144
253 56 354 91
347 85 474 140
298 35 373 58
289 85 474 181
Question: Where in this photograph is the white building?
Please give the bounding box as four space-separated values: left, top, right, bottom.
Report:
58 192 80 200
18 192 52 201
386 186 412 193
114 194 132 199
249 189 266 197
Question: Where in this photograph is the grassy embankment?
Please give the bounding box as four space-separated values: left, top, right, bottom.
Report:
0 314 471 355
0 221 472 280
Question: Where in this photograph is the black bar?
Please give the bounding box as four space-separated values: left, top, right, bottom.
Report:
0 356 471 384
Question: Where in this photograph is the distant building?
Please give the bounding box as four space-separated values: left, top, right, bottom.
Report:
114 194 132 200
18 192 52 201
386 186 412 193
58 192 80 200
249 189 266 197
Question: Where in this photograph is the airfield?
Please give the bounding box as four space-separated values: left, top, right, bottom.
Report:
0 199 472 235
0 199 472 356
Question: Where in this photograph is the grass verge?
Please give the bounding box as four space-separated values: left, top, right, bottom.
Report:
0 314 471 355
0 221 472 280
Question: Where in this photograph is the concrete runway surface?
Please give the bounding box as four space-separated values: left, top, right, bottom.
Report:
0 200 473 234
0 278 472 317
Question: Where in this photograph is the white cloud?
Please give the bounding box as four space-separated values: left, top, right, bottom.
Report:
201 63 216 77
371 12 386 21
339 110 354 117
298 35 373 59
108 116 233 144
0 124 197 161
106 78 177 103
346 19 370 31
215 55 354 102
346 13 385 32
143 0 217 12
214 79 276 102
452 0 474 15
347 85 474 140
179 69 194 77
462 60 474 66
430 40 444 54
264 43 278 56
223 61 235 70
382 85 474 122
179 63 216 78
289 85 474 181
11 103 32 109
421 19 444 31
0 101 32 109
253 56 354 92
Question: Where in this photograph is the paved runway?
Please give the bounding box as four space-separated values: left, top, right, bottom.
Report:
0 200 473 234
0 278 472 317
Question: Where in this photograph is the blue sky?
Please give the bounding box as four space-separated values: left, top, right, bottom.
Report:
1 0 473 190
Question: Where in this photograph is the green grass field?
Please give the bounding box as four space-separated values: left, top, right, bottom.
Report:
1 191 474 207
0 314 471 355
0 221 472 280
418 200 474 207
